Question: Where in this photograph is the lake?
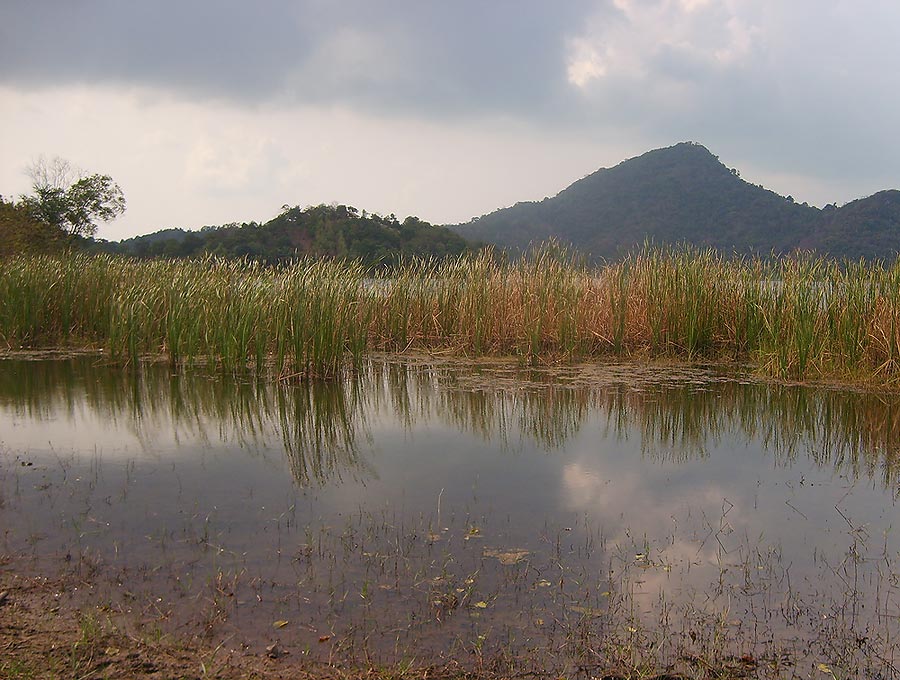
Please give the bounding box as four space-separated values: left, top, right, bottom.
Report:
1 355 898 676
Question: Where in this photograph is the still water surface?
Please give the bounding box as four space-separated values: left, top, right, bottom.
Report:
1 356 899 674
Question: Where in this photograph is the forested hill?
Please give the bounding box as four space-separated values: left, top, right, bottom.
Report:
98 204 475 267
810 190 900 259
450 142 900 261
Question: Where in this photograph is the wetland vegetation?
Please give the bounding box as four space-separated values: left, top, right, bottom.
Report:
4 245 900 677
3 247 900 384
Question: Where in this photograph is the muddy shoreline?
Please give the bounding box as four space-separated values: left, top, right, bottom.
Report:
1 562 766 680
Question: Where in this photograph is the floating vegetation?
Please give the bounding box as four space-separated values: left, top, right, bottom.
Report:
4 245 900 383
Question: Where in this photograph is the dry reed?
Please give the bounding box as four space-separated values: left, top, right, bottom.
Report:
3 245 900 383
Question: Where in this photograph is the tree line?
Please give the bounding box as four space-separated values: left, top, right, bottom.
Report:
2 158 475 267
95 204 475 269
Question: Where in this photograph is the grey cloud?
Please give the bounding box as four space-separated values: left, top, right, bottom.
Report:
0 0 595 118
648 44 717 83
3 0 900 204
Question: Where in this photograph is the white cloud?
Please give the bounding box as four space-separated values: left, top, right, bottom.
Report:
714 16 759 64
679 0 712 13
566 38 610 88
567 0 762 90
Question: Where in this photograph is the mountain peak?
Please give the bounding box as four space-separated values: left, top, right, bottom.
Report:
451 143 900 260
617 141 721 168
639 140 716 158
566 141 734 198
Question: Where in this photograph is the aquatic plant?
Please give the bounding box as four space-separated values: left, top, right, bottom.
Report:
4 246 900 383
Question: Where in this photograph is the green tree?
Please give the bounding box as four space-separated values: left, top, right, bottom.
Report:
19 157 126 238
0 196 63 258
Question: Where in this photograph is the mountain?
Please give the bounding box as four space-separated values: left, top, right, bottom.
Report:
97 204 475 267
811 190 900 260
450 142 900 261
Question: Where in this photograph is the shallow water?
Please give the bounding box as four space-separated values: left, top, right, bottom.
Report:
1 356 899 675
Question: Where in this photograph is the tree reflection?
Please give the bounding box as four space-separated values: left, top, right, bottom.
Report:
1 357 898 488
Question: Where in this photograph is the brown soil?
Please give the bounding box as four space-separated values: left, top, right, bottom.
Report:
0 566 757 680
0 568 485 680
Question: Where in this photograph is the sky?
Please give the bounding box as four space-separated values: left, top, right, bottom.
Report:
1 0 899 241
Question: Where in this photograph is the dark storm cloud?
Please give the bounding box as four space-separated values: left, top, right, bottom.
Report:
0 0 596 117
0 1 299 97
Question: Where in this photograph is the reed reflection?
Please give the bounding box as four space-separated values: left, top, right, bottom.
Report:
1 357 898 488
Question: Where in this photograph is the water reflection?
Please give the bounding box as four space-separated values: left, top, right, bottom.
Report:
627 382 900 486
1 357 898 488
2 356 900 673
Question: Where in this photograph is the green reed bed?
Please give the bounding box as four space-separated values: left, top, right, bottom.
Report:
4 247 900 383
0 254 368 378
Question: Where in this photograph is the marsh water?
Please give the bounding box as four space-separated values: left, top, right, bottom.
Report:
2 355 900 675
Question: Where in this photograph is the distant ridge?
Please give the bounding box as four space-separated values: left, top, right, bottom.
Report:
97 204 473 267
449 142 900 260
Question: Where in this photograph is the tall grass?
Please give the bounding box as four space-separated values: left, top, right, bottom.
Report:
0 254 367 378
4 246 900 384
